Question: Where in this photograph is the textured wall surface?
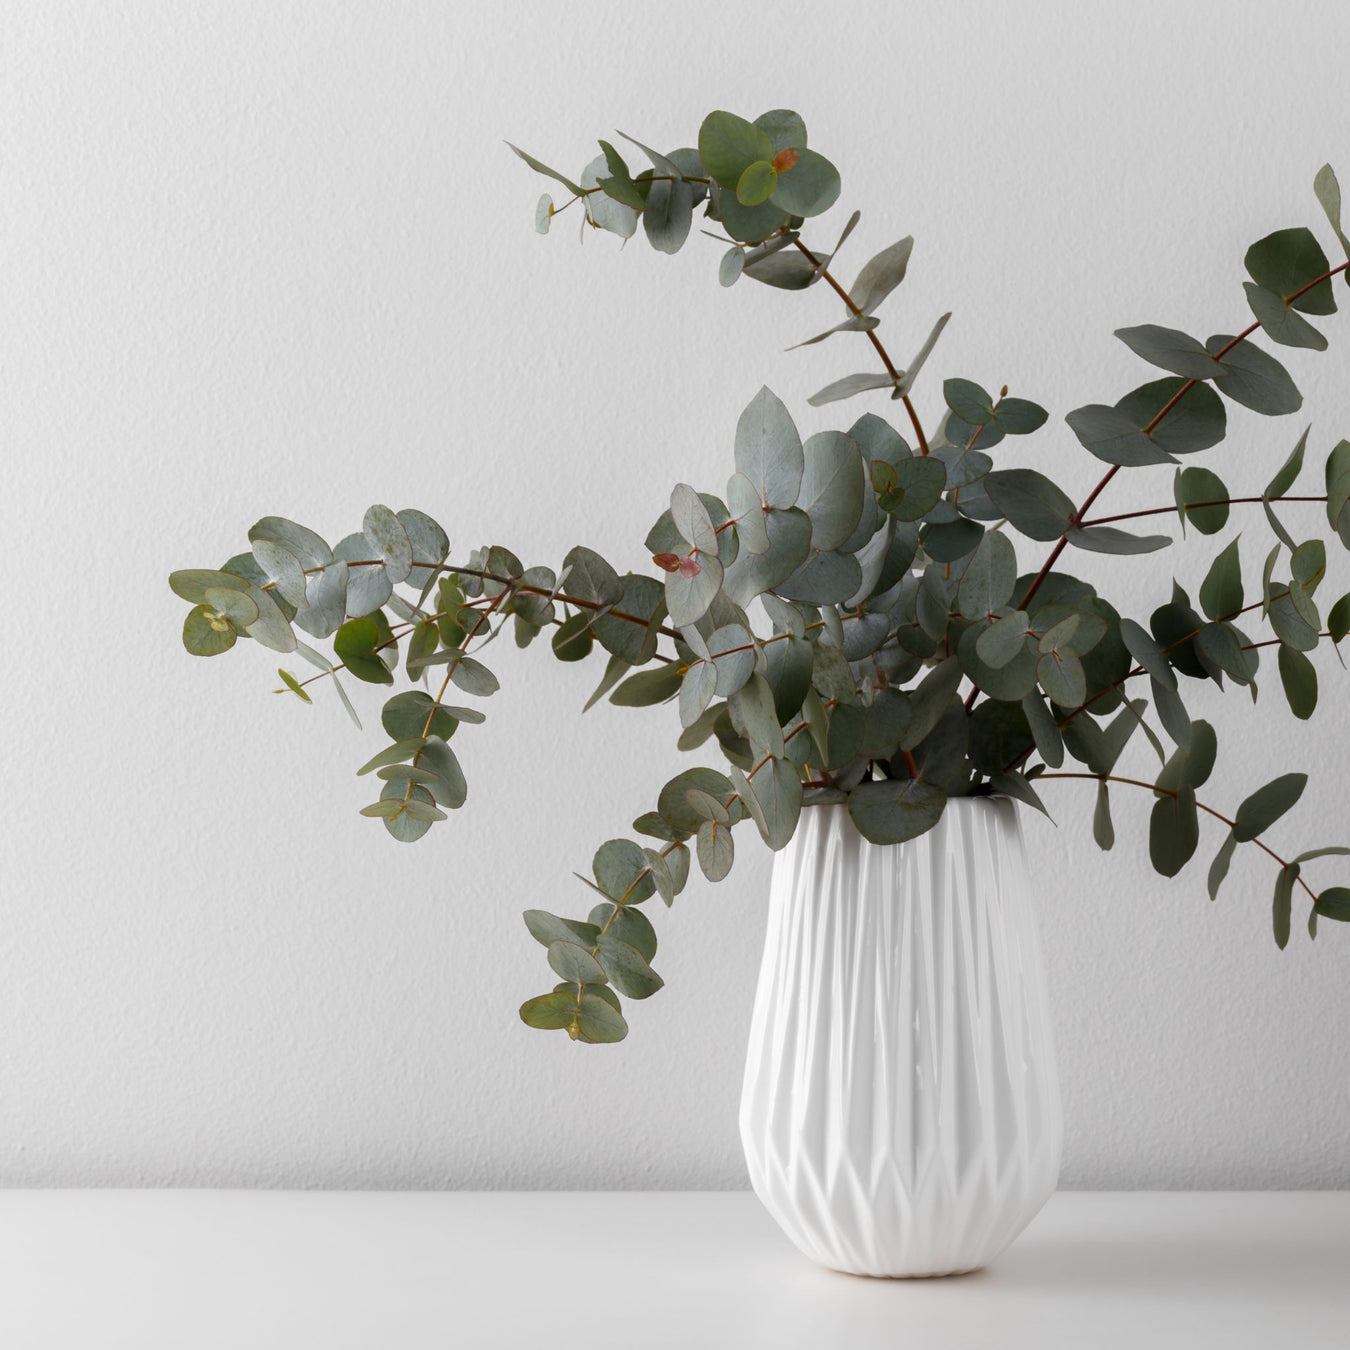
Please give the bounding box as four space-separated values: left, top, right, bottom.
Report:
4 0 1349 1190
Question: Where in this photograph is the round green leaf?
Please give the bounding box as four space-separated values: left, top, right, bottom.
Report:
575 993 628 1043
169 568 250 605
708 623 756 696
695 818 734 881
377 779 435 843
1206 335 1303 417
698 111 773 188
449 656 499 697
524 911 602 950
657 767 734 836
593 838 656 904
769 148 841 217
753 109 807 155
587 903 657 963
1175 466 1230 535
182 604 237 657
983 469 1076 542
736 159 777 206
847 777 946 845
547 940 607 986
418 736 467 809
1244 227 1335 314
519 991 580 1032
249 541 309 609
203 587 259 628
552 611 594 662
594 933 663 999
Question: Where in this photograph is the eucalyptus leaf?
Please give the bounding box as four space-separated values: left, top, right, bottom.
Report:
449 656 500 697
1278 644 1317 720
1175 466 1231 535
182 604 237 656
1243 281 1328 350
1273 864 1298 950
1150 785 1199 878
548 940 608 986
593 838 656 904
507 142 584 196
1244 227 1335 314
850 236 913 316
1313 164 1350 265
1233 773 1307 842
848 777 946 845
984 470 1076 541
363 505 414 585
798 432 865 550
1199 538 1244 621
294 560 349 640
1207 335 1303 416
595 933 664 999
1114 325 1223 380
1093 780 1114 851
1066 526 1172 556
1207 830 1238 901
807 372 896 407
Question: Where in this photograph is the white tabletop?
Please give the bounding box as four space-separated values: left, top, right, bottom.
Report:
2 1190 1346 1348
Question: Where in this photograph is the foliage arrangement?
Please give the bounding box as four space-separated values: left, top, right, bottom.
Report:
170 110 1350 1045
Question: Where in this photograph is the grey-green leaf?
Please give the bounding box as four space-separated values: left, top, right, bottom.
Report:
850 236 914 316
798 432 865 550
847 777 946 845
547 940 607 986
1150 784 1199 877
734 386 804 510
449 656 499 697
1115 324 1223 380
1093 780 1114 851
1273 864 1298 950
983 469 1077 541
1207 830 1238 901
595 933 664 999
1207 335 1303 416
1233 773 1307 842
363 505 413 585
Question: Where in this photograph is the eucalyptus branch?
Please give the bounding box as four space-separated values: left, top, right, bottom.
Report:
1018 259 1350 615
1086 495 1328 527
1001 597 1282 775
295 559 685 642
170 119 1350 1047
1036 771 1318 904
789 237 932 455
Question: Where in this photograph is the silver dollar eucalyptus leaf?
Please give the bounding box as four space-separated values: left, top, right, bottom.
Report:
295 560 349 639
249 539 310 610
734 387 804 510
334 533 393 617
363 505 414 585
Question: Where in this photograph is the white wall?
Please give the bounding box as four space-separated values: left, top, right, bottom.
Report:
4 0 1348 1190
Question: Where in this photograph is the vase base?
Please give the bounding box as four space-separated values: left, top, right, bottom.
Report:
822 1262 984 1280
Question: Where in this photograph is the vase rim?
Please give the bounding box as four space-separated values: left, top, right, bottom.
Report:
809 792 1013 810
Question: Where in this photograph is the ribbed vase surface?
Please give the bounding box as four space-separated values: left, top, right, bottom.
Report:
739 797 1062 1277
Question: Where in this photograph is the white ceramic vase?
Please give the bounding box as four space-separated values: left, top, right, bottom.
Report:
739 796 1062 1278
